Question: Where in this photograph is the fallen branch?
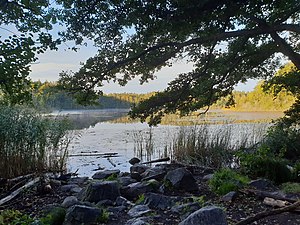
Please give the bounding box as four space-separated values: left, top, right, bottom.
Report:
69 152 118 157
235 200 300 225
0 177 40 206
241 188 297 203
263 197 300 212
141 157 170 164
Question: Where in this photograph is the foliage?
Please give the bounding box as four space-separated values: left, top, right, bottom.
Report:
0 1 61 104
135 194 145 205
97 209 109 224
54 0 300 125
39 207 66 225
280 182 300 194
0 105 71 178
0 210 34 225
238 145 293 184
209 168 249 195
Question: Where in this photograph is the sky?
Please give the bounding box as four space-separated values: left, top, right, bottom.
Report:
29 44 258 94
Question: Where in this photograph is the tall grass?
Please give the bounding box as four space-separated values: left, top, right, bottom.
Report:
132 127 154 162
171 123 267 168
0 106 72 178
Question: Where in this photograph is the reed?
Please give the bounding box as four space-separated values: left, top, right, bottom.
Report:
0 106 71 178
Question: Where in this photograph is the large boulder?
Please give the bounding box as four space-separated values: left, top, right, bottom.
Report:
130 164 150 174
164 167 199 192
92 169 120 180
144 193 179 210
121 180 158 200
63 205 102 225
81 181 120 203
179 206 227 225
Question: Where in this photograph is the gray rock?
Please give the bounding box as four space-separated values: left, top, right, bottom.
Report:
116 196 134 208
129 157 141 165
126 217 151 225
131 172 142 181
130 164 150 174
171 202 201 215
61 184 80 192
61 196 80 208
144 193 178 210
165 167 199 192
64 205 102 225
222 191 237 202
118 176 137 186
70 186 82 194
121 181 157 201
92 169 120 180
68 177 89 185
50 179 61 188
249 178 277 191
179 206 228 225
202 174 214 181
141 168 166 182
128 205 152 217
81 181 120 203
96 199 114 207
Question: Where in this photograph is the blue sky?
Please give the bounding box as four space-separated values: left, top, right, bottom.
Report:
30 45 258 94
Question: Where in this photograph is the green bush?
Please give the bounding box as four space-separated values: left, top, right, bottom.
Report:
0 106 71 178
238 145 292 184
0 210 34 225
209 168 249 195
39 207 66 225
281 182 300 194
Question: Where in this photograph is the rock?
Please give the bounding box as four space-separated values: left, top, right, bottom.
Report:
171 202 202 219
116 196 134 208
50 179 61 188
129 157 141 165
61 184 80 192
222 191 237 202
130 164 150 174
64 205 102 225
62 196 80 208
202 174 214 181
68 177 89 185
249 178 277 191
125 217 151 225
178 206 227 225
141 168 166 181
92 169 120 180
81 181 120 203
128 205 152 217
118 176 137 186
96 199 114 207
144 193 178 210
131 172 142 181
164 167 199 192
121 181 158 201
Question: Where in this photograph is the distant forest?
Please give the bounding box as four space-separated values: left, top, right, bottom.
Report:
32 80 295 112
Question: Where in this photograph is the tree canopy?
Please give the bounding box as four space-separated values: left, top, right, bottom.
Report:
1 1 300 125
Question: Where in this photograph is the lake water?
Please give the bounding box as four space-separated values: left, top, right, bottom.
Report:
59 109 283 177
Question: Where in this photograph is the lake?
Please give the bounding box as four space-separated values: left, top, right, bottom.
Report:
57 109 283 177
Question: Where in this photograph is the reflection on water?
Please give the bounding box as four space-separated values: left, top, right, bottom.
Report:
64 109 283 177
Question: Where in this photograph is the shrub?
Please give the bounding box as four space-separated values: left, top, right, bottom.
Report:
281 182 300 194
238 145 293 184
0 106 72 178
209 168 249 195
0 210 34 225
39 207 66 225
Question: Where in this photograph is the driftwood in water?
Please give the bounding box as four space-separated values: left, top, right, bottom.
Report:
141 157 170 164
235 200 300 225
107 157 116 167
0 177 40 206
69 152 118 157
